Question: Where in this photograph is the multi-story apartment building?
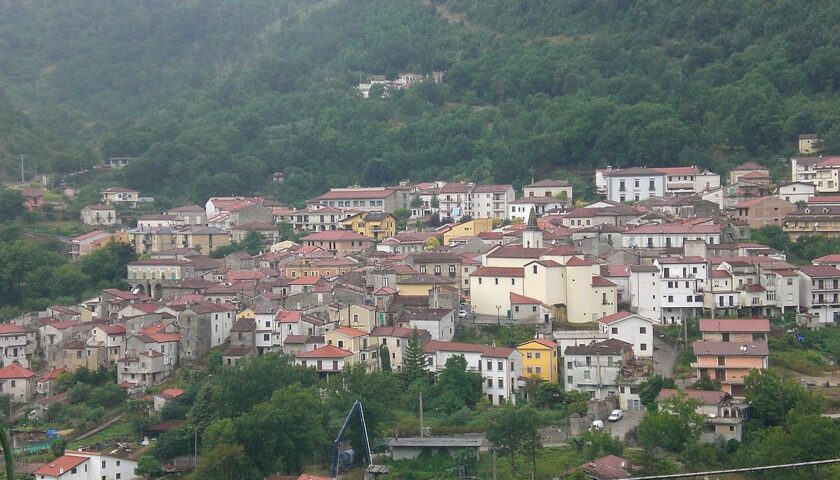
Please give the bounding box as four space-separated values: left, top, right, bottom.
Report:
628 264 660 321
783 206 840 239
597 311 655 358
101 186 139 207
469 184 514 219
563 338 635 403
734 196 796 229
799 265 840 324
692 341 768 397
777 182 816 205
623 223 721 248
308 187 400 212
603 168 667 203
790 156 840 193
657 166 721 195
523 179 573 202
127 226 230 255
517 338 559 383
654 257 707 325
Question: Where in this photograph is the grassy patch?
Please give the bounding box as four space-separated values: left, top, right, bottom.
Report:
675 348 696 378
455 325 541 348
68 421 135 449
770 350 827 376
376 446 581 480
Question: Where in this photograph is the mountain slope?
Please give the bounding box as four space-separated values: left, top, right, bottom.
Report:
0 0 839 201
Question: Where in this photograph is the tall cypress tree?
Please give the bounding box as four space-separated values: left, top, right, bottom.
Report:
402 328 426 380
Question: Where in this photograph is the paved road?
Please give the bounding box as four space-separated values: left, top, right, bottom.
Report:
653 335 678 378
603 411 643 441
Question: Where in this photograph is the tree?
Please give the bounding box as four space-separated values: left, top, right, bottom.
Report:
135 455 162 479
410 195 422 209
50 437 67 458
638 375 676 409
638 391 703 454
402 328 427 381
692 372 722 391
424 237 440 250
486 403 542 474
191 443 261 480
0 189 24 222
572 428 624 461
430 195 440 209
188 383 219 439
240 230 265 256
379 345 391 372
277 222 300 243
745 369 820 427
432 355 482 412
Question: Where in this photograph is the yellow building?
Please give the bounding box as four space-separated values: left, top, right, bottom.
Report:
442 218 494 245
236 308 256 320
341 212 397 240
396 274 457 296
517 338 558 383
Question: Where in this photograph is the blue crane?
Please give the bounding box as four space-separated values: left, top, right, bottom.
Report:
330 400 374 480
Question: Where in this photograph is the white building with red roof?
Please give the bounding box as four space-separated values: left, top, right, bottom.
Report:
295 345 354 375
34 450 137 480
300 230 371 256
0 361 36 401
597 311 655 358
423 340 523 405
154 387 186 411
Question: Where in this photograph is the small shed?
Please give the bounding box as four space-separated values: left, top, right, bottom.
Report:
388 434 486 461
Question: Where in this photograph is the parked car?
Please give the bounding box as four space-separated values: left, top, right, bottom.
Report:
608 409 623 422
458 309 468 319
589 420 604 431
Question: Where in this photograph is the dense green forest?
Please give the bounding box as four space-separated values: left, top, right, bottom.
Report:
2 0 840 203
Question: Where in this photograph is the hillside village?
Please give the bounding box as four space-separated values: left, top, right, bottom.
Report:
5 145 840 478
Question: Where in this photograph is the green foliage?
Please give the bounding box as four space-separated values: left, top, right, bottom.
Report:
455 325 538 348
0 189 24 222
571 428 624 462
638 374 676 409
745 369 821 427
692 372 722 392
639 391 704 454
486 403 542 474
135 455 163 479
191 443 262 480
379 344 391 372
752 225 840 264
50 437 67 458
401 328 427 382
432 355 482 414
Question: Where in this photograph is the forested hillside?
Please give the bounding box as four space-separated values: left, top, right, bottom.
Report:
1 0 840 203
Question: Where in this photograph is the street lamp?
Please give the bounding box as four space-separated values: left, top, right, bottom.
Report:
496 305 501 325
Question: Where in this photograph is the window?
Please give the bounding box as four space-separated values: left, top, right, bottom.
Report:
338 340 344 349
535 367 542 374
449 265 456 275
533 265 538 274
619 180 626 191
527 366 533 373
498 360 504 370
434 265 441 275
717 356 725 366
640 343 647 351
487 378 493 388
487 360 493 371
511 278 515 285
649 179 655 190
567 375 573 384
102 461 106 468
611 327 618 334
640 326 646 334
584 371 591 380
263 334 270 341
526 352 532 359
634 179 640 188
498 378 504 389
495 278 499 285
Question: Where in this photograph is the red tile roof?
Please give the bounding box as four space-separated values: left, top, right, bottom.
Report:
34 455 89 477
655 166 700 175
580 455 631 479
699 318 770 333
814 254 840 263
471 267 524 277
39 367 69 382
692 341 769 356
332 327 367 338
591 276 616 287
160 388 186 399
0 362 36 379
276 310 303 323
565 256 595 267
0 323 32 335
297 345 353 359
799 265 840 278
302 231 370 242
510 292 543 305
519 338 557 349
486 246 548 259
290 275 322 285
597 311 637 325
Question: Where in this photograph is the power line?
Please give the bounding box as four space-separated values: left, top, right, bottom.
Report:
625 457 840 479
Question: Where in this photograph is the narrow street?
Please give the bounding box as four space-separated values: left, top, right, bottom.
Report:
653 334 678 378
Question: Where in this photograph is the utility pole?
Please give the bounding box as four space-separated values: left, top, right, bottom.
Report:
419 392 424 437
19 154 24 183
